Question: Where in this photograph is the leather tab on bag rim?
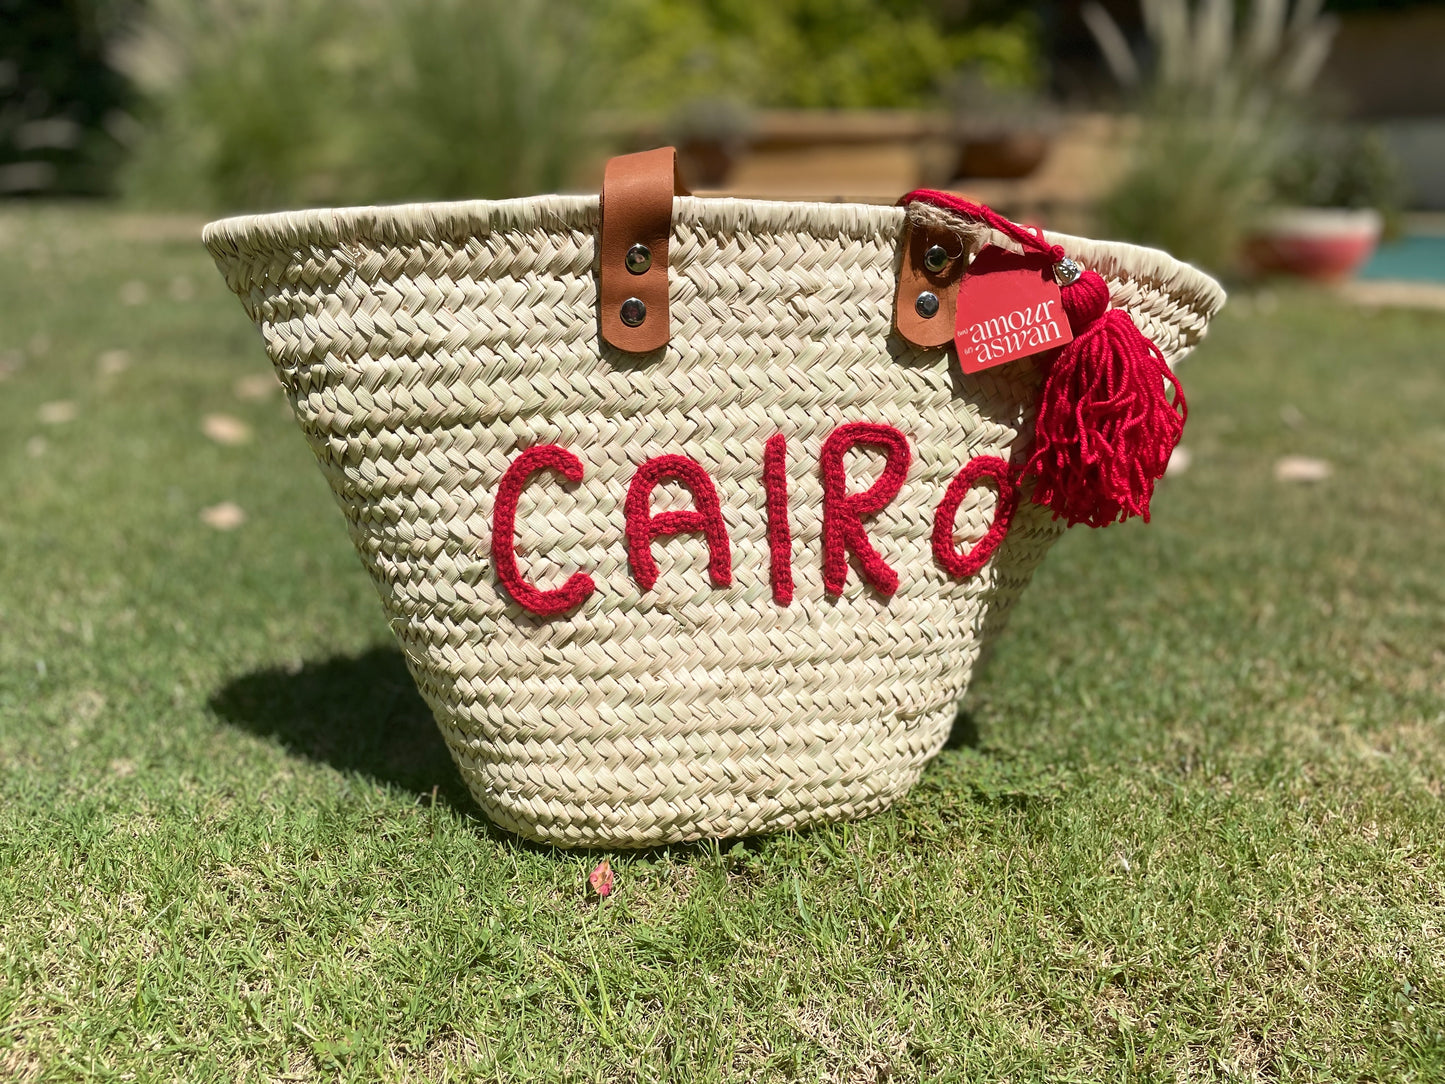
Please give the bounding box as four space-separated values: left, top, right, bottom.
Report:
600 147 689 353
894 217 967 349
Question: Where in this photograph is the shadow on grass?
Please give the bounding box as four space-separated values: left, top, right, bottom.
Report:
208 646 476 813
209 647 724 858
944 707 981 751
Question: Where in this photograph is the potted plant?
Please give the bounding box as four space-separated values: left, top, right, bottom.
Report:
942 69 1056 182
662 98 752 190
1245 126 1403 282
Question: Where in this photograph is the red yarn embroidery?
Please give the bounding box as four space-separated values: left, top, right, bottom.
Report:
762 435 794 606
932 456 1018 579
492 445 597 616
820 423 911 597
625 455 733 591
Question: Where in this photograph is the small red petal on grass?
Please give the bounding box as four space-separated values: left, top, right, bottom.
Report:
588 859 614 898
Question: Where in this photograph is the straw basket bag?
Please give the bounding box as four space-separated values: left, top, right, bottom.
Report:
204 148 1224 848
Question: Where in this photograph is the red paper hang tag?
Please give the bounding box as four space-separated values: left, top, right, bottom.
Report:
954 245 1073 374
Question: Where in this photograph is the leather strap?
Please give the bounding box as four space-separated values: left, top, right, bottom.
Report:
600 147 689 353
894 216 968 349
601 150 963 352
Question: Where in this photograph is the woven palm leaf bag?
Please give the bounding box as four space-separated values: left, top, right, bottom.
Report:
204 148 1225 848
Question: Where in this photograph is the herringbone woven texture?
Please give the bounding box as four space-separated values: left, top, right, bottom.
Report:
205 195 1225 847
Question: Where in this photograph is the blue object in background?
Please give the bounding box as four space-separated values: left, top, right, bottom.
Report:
1360 232 1445 282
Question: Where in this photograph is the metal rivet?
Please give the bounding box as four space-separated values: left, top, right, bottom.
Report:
619 297 647 327
625 243 651 275
1053 256 1083 286
923 244 950 274
915 291 940 319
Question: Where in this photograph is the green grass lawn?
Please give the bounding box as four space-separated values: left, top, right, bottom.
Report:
1 204 1443 1083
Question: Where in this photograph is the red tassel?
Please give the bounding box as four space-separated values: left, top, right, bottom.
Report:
1025 269 1186 527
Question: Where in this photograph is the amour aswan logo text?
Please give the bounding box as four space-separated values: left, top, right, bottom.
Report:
963 298 1062 365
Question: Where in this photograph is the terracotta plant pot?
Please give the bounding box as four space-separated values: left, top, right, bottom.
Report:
1244 207 1383 282
677 138 741 189
953 132 1051 180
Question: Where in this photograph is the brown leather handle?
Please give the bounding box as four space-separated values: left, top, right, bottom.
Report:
599 147 959 353
599 147 690 353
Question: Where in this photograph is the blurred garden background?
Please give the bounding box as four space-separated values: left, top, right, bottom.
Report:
6 0 1445 274
2 1 1444 1080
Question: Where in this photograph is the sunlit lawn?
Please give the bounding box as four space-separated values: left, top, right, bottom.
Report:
1 204 1442 1082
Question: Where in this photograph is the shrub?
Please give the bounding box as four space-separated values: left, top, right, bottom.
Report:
116 0 360 210
594 0 1039 110
0 0 134 196
1099 110 1277 274
356 0 597 203
1270 124 1404 229
119 0 597 210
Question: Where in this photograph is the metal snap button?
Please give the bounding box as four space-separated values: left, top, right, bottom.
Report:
923 245 950 274
915 291 940 319
620 297 647 327
625 244 652 275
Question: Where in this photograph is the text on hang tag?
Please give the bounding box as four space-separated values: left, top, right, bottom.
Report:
954 244 1073 374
